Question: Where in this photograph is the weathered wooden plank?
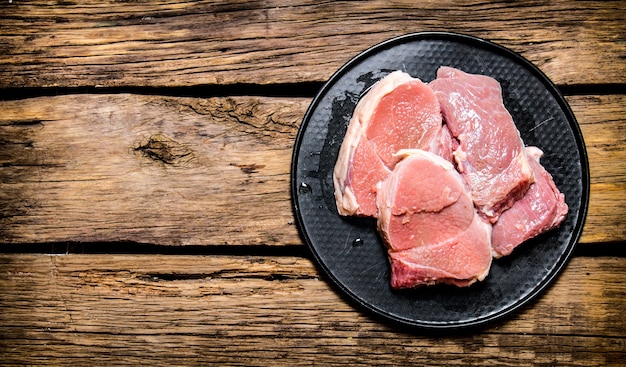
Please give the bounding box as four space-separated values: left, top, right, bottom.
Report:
0 254 624 366
0 94 624 245
568 95 626 244
0 0 624 88
0 333 622 367
0 94 306 245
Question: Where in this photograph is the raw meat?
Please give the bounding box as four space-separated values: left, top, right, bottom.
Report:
376 150 492 288
334 138 391 216
429 66 534 223
334 71 451 217
491 147 568 258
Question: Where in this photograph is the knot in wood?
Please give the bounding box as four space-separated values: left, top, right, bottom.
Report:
134 133 194 166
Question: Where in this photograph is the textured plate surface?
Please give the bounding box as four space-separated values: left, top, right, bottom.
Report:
291 32 589 329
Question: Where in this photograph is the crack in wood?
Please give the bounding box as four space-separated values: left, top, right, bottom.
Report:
230 162 265 174
141 271 315 282
5 119 45 126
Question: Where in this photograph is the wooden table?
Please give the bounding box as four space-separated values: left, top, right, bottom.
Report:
1 1 624 365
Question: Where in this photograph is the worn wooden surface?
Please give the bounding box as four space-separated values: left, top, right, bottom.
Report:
1 1 625 366
0 0 624 87
0 254 624 366
0 94 306 245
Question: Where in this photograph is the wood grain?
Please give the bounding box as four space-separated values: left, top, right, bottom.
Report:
1 94 624 246
0 94 307 245
0 254 624 366
0 0 624 88
569 95 626 244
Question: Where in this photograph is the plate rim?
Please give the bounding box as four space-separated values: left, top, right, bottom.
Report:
291 31 590 330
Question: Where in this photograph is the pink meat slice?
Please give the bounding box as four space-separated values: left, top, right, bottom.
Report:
334 71 451 217
429 66 534 223
338 138 391 216
491 147 568 258
365 80 447 167
377 150 492 288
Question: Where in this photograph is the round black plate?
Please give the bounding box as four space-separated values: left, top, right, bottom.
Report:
291 32 589 329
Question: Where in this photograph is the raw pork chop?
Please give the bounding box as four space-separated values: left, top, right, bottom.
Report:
429 66 534 223
376 150 492 288
491 147 568 258
334 71 451 217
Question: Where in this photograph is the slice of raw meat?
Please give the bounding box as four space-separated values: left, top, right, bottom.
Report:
365 76 447 168
429 66 534 223
376 150 492 288
491 147 568 258
334 138 391 216
334 71 450 217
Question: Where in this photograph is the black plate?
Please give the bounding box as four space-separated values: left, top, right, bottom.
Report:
291 32 589 329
